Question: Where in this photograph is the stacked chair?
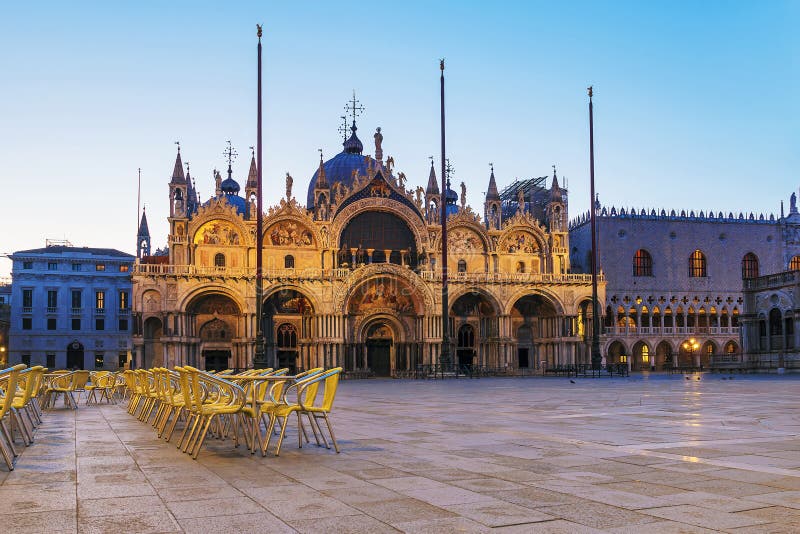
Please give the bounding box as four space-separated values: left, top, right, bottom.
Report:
0 364 48 470
121 365 344 460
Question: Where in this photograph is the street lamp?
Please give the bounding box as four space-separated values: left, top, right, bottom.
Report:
682 338 699 368
0 346 6 366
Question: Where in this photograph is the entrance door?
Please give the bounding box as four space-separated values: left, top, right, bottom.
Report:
518 348 529 368
367 339 392 377
66 342 85 369
457 324 476 370
203 350 230 372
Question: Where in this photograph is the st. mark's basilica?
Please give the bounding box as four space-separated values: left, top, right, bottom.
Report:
132 108 600 375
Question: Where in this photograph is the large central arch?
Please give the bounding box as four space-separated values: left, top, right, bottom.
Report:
188 293 242 371
262 287 316 372
338 210 418 268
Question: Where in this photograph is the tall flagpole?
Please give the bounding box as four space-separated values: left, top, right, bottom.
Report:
588 86 602 370
254 25 267 369
439 59 451 372
136 168 141 257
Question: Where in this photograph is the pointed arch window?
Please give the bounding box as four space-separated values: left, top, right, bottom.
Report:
633 249 652 277
214 253 225 268
790 255 800 271
741 253 759 279
689 249 707 277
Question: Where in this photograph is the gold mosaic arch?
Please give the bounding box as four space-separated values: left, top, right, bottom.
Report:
187 199 252 248
449 286 503 315
330 199 429 255
352 311 410 344
264 219 317 248
177 284 246 315
263 198 321 248
503 287 565 316
261 284 320 313
333 263 433 313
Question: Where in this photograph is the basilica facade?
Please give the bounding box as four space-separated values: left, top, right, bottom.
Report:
132 119 601 375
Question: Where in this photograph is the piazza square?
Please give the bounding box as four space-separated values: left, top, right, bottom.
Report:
3 374 800 533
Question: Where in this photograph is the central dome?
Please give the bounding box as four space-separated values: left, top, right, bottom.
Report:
306 123 375 208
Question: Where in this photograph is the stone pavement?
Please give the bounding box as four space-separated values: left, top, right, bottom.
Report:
3 374 800 533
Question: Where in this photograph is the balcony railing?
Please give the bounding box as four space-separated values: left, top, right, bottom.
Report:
133 263 604 285
118 308 130 316
604 325 740 337
95 308 105 315
46 307 57 314
22 306 32 314
71 307 82 315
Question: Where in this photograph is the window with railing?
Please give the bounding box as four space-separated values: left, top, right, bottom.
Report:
47 290 57 309
689 250 707 277
741 252 759 279
284 255 295 269
790 255 800 271
633 249 652 277
214 253 225 268
119 291 129 310
457 259 467 273
95 291 105 311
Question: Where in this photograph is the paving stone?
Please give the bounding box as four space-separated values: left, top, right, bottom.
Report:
6 376 800 532
77 510 180 534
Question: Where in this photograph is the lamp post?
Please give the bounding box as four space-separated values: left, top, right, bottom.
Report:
682 338 700 368
0 346 5 367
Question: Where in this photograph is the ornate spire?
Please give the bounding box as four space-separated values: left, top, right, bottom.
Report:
550 164 562 201
342 92 365 154
137 207 150 238
551 165 560 190
246 148 258 190
486 163 499 200
426 158 439 195
315 149 328 189
342 123 363 154
170 144 185 184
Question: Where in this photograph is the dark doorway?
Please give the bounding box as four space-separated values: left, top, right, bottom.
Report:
457 324 475 369
276 323 298 373
518 348 529 368
203 350 229 372
367 339 392 377
66 341 84 369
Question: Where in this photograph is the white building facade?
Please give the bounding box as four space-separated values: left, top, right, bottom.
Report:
8 245 135 370
570 196 800 371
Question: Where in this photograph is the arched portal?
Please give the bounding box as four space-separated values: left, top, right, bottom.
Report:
338 211 418 268
188 293 241 372
457 323 476 369
142 317 163 369
656 340 673 370
66 340 85 370
276 323 298 373
510 294 559 368
451 291 499 368
607 341 627 365
516 324 532 368
365 321 393 377
262 288 314 371
632 341 652 371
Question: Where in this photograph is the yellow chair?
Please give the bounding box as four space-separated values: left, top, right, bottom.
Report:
261 368 342 456
179 366 246 459
10 366 44 446
85 371 114 405
0 365 26 470
43 370 83 409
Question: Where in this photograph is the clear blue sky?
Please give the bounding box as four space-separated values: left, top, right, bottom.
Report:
1 1 797 277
